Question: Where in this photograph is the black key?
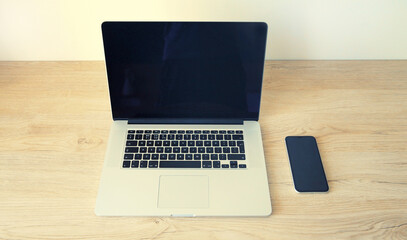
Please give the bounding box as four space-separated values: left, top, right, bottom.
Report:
170 130 177 134
237 141 244 146
239 145 245 153
221 141 228 146
200 135 207 140
145 130 152 134
140 161 148 168
168 135 175 140
228 154 246 160
211 154 218 160
160 154 167 160
208 135 215 140
152 154 159 160
147 141 154 146
152 135 159 140
156 147 164 153
161 130 168 134
155 141 162 146
188 141 195 146
192 135 199 140
139 147 147 153
227 130 235 134
229 141 236 146
177 130 185 134
202 161 212 168
169 154 176 160
219 154 227 160
163 141 170 146
160 161 201 168
143 135 151 140
153 130 160 134
181 147 188 153
160 135 167 140
131 161 139 168
213 161 221 168
190 147 197 153
230 161 238 168
177 154 184 160
194 130 201 134
124 154 133 159
204 141 211 146
206 147 213 153
211 130 218 134
136 130 143 134
216 135 223 140
224 135 231 140
194 154 201 160
184 135 191 140
215 147 222 153
203 130 210 134
135 134 143 139
128 130 135 133
176 135 183 140
196 141 203 146
123 161 131 168
231 147 239 153
147 147 155 153
223 147 230 153
222 164 229 168
185 154 193 160
126 141 137 146
233 135 244 140
180 141 186 146
134 154 142 159
124 147 138 153
165 147 172 153
149 161 158 168
236 130 243 134
202 154 210 160
219 130 226 134
173 147 180 153
171 141 179 146
198 147 205 153
239 164 247 168
127 134 134 140
143 154 150 160
138 141 146 146
186 130 193 134
213 141 220 146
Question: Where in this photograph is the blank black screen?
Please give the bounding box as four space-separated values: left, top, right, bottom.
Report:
285 136 329 192
102 22 267 120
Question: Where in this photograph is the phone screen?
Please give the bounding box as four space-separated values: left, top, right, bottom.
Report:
285 136 329 192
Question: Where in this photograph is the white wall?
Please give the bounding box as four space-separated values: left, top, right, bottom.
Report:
0 0 406 60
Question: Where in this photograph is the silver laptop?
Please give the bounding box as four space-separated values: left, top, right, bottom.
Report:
95 22 271 216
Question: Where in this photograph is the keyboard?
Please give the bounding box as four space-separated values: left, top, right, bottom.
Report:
123 130 247 169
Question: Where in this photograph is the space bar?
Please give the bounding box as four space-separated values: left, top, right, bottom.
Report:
159 161 201 168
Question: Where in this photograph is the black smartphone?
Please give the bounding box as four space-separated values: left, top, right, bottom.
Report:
285 136 329 192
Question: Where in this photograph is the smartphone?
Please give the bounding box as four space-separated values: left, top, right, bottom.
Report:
285 136 329 192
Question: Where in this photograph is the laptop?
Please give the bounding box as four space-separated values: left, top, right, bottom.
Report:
95 22 272 216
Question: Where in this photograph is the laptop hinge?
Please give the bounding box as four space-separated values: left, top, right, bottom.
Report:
127 118 244 125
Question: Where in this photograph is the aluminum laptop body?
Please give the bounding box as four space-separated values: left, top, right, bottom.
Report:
95 22 272 216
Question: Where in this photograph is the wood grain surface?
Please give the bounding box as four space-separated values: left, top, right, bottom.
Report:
0 61 406 239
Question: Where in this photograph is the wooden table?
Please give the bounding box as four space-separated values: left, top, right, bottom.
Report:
1 61 406 239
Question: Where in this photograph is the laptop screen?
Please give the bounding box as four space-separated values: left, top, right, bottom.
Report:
102 22 267 121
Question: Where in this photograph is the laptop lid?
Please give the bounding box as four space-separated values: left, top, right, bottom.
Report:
102 22 268 123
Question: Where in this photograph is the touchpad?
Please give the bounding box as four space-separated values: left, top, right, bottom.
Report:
158 175 209 208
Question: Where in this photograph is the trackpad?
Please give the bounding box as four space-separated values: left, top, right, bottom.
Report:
158 175 209 208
